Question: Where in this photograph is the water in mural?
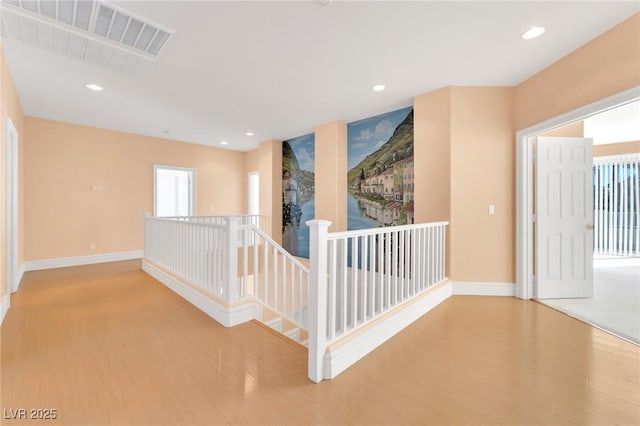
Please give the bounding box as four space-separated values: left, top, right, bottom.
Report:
347 106 414 230
282 133 315 258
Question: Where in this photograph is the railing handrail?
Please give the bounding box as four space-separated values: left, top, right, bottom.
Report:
150 214 261 220
250 225 310 274
327 220 449 240
145 216 226 229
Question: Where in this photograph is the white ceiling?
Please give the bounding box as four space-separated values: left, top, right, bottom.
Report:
2 1 639 151
585 100 640 145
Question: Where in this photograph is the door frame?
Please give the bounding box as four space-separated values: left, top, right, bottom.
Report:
516 85 640 300
5 117 19 293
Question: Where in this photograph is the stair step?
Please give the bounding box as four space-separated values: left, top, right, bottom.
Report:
284 327 300 342
264 317 282 332
257 304 309 346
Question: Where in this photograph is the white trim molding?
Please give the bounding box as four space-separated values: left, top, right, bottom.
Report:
1 294 10 326
141 260 255 327
24 250 144 272
594 257 640 268
323 281 452 380
16 263 25 291
452 281 515 297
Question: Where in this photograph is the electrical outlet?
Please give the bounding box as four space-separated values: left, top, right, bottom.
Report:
89 242 96 250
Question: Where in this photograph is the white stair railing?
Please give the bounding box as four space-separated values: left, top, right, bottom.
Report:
144 216 230 299
144 214 309 337
238 225 310 331
307 220 449 382
144 215 449 383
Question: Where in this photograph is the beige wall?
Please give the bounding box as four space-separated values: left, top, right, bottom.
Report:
593 141 640 157
515 13 640 130
414 87 514 283
414 88 451 225
24 118 246 261
315 121 347 232
1 45 25 298
243 148 259 214
449 87 515 282
258 140 282 243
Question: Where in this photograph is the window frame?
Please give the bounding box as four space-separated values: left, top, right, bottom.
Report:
153 164 196 217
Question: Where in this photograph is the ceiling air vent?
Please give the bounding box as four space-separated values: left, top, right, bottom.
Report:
0 0 175 74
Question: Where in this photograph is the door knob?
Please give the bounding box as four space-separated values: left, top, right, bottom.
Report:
586 224 594 230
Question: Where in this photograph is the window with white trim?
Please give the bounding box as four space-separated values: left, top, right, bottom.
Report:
154 165 195 217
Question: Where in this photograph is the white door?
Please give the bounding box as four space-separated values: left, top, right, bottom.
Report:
536 137 594 299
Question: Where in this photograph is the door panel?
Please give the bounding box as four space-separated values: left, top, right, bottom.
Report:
536 137 593 299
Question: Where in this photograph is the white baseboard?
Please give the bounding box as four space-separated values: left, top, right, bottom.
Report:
24 250 144 272
1 293 10 326
16 263 25 292
452 281 515 296
141 260 255 327
323 281 452 380
594 257 640 268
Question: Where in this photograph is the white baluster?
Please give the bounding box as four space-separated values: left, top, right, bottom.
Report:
329 239 337 340
225 217 240 303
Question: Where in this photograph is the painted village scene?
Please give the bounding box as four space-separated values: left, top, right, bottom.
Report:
282 134 315 258
347 106 414 230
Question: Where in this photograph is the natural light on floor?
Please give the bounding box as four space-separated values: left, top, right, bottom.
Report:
541 258 640 345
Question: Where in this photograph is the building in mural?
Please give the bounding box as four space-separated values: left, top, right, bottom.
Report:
347 106 413 230
282 133 315 258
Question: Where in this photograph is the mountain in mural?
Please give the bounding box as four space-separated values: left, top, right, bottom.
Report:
347 109 413 188
283 140 314 206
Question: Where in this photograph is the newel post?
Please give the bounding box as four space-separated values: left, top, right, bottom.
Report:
307 219 331 383
225 217 240 304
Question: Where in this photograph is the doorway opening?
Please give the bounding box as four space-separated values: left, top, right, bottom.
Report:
248 171 260 232
5 118 19 295
516 87 640 344
154 165 195 217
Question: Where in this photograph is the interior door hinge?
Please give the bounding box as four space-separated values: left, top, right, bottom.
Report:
531 214 537 223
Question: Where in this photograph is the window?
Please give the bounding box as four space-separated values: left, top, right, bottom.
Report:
154 165 195 217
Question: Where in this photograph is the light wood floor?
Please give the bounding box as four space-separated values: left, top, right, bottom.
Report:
1 260 639 425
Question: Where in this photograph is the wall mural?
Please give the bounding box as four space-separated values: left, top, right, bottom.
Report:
347 106 414 230
282 133 315 258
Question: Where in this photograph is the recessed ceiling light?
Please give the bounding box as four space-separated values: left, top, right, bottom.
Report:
521 26 546 40
245 132 254 136
85 83 104 91
220 141 229 145
372 84 386 92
